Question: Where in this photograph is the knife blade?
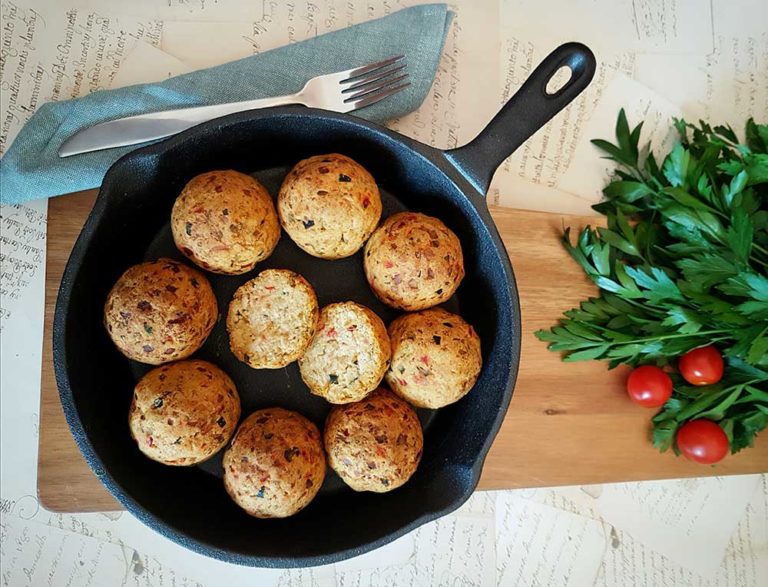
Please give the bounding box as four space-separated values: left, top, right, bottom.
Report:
57 98 293 158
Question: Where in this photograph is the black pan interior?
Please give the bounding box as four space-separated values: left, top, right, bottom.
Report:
55 110 518 566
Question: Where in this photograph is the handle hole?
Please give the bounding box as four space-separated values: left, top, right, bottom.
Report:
545 66 573 95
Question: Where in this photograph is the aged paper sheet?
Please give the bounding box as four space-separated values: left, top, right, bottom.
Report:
597 476 768 585
0 516 126 586
110 40 193 88
501 0 714 55
558 74 683 200
597 475 762 577
75 0 265 22
495 492 608 586
634 0 768 127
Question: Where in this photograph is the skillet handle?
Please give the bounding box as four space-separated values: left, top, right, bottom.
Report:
445 42 596 196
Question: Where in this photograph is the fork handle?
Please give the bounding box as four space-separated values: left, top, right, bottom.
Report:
115 93 305 123
58 93 304 157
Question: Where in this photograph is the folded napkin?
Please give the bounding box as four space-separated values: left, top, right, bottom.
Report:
0 4 451 206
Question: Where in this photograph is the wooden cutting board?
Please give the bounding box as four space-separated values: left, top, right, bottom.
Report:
38 191 768 512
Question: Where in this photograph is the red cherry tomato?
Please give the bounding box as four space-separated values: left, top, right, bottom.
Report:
626 365 673 408
676 420 729 464
679 346 724 386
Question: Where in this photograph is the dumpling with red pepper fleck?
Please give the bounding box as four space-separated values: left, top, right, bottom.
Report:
171 170 280 274
223 408 325 518
324 388 423 492
104 258 217 365
363 212 464 311
298 301 391 404
386 308 482 408
128 360 240 466
227 269 319 369
277 154 382 259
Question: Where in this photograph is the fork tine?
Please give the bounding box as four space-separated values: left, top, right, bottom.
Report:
340 55 404 82
344 74 409 103
342 63 407 92
347 82 411 110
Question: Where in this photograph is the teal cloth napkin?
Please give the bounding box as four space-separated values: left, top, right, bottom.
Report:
0 4 451 206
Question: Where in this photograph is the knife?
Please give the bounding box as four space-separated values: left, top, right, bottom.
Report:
57 99 299 158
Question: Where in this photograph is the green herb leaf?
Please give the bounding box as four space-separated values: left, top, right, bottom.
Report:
652 418 678 452
603 180 653 203
662 144 691 187
539 112 768 457
624 266 685 304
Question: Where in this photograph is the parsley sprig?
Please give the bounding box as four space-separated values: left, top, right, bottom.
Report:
536 111 768 455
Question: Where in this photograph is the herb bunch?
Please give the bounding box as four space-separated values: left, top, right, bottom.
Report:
536 111 768 455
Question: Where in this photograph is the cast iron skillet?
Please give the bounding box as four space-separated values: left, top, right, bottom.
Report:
54 43 596 567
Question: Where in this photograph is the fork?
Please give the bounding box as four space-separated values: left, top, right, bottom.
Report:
58 56 410 157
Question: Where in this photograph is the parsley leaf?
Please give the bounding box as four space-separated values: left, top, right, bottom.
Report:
536 111 768 456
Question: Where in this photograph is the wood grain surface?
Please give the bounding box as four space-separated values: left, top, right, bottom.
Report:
38 191 768 512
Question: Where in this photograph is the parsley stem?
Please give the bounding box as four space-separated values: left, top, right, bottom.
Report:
622 297 666 316
605 329 732 345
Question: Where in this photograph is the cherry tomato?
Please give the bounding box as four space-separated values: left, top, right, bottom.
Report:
679 346 724 386
626 365 673 408
676 420 729 464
